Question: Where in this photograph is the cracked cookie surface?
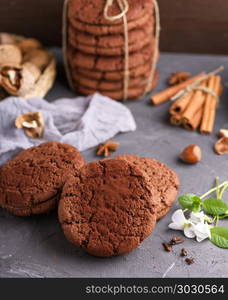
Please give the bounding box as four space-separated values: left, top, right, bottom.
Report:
0 142 85 216
116 154 180 220
76 70 158 101
58 159 157 257
68 17 154 56
72 68 156 90
68 0 154 26
68 17 153 49
73 60 154 81
68 39 155 71
69 11 152 35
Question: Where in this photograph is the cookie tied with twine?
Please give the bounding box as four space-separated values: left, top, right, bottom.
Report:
63 0 160 101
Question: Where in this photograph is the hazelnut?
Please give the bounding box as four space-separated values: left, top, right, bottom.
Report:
179 145 202 164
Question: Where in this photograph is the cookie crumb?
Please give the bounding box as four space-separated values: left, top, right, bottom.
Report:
170 236 184 245
180 248 188 257
162 243 173 252
185 258 195 265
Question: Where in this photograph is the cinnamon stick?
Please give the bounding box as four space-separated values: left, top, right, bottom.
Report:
200 76 221 134
183 107 203 131
181 80 207 124
151 73 205 106
170 113 182 126
169 91 194 115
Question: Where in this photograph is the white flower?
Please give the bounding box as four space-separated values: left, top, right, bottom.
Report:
190 211 213 224
169 209 213 242
168 209 195 238
190 211 205 224
194 222 212 242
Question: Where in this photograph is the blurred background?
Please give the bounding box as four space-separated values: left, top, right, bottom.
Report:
1 0 228 54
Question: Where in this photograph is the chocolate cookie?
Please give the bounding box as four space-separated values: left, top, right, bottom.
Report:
75 60 153 81
76 70 159 101
69 33 153 56
68 18 154 48
58 159 157 257
68 16 154 56
72 70 152 91
116 154 180 220
68 39 155 71
69 11 152 36
0 142 85 216
68 0 153 26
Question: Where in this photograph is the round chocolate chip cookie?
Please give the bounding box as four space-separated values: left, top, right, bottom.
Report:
116 154 180 220
58 159 157 257
0 142 85 216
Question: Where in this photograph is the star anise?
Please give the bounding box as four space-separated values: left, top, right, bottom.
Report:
96 141 120 157
168 72 191 86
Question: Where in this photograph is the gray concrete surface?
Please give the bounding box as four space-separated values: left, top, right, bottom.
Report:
0 51 228 278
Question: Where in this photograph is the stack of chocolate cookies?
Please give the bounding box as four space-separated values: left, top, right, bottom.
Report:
65 0 159 101
0 142 179 257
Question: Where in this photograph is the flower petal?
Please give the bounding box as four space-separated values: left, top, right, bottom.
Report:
190 211 205 224
171 209 187 224
194 222 211 241
184 225 196 239
196 235 205 243
168 222 184 231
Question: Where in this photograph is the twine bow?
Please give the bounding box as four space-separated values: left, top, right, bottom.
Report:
103 0 160 100
104 0 129 21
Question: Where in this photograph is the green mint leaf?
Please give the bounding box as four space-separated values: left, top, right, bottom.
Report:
210 227 228 248
178 194 201 212
203 198 228 216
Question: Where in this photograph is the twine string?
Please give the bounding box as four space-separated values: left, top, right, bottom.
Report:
188 86 219 102
144 0 161 95
171 66 224 104
62 0 75 91
104 0 129 100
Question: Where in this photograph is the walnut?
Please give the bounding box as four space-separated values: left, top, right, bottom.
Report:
0 45 22 67
15 112 44 139
96 141 120 157
0 33 16 45
1 62 41 96
214 137 228 155
168 72 191 86
23 49 51 72
17 38 42 55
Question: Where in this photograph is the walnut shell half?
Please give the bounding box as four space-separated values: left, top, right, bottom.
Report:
0 45 22 67
1 63 41 96
214 137 228 155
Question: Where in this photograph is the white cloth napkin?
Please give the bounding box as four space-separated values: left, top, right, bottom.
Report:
0 93 136 165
